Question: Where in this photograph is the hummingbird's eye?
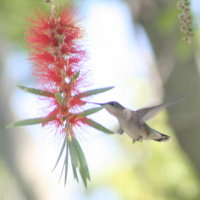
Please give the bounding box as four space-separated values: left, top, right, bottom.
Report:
108 101 124 109
110 102 118 106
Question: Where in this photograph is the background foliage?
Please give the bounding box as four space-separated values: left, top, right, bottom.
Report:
0 0 200 199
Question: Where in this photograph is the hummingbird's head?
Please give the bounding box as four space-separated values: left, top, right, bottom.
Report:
87 101 124 116
101 101 124 116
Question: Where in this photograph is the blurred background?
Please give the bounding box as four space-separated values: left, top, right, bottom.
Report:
1 0 200 199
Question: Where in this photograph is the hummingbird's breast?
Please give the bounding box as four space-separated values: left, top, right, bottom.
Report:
118 109 148 140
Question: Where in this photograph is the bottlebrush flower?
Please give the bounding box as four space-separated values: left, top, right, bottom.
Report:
27 7 89 134
9 3 114 187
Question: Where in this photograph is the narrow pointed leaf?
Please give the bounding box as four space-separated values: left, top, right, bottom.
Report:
68 138 79 168
78 86 114 98
72 137 90 180
79 169 88 188
67 138 80 181
56 137 69 184
78 107 103 117
18 85 54 97
71 137 90 188
52 138 67 171
72 164 79 181
64 144 69 185
83 118 114 134
71 71 80 84
55 92 63 105
59 161 65 183
7 117 52 128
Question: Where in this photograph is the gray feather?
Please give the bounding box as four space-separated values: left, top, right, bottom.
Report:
136 98 181 123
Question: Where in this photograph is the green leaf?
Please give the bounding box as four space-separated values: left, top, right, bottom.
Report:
68 138 79 168
83 118 114 134
64 144 69 185
72 138 90 182
7 117 52 128
67 137 80 181
59 142 69 184
52 138 67 171
72 164 79 182
72 138 90 179
71 71 80 84
70 137 90 188
78 86 114 98
79 168 88 188
18 85 54 97
78 107 103 117
59 163 65 183
55 92 63 105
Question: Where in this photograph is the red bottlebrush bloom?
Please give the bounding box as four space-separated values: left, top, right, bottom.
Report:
27 6 89 136
11 2 113 188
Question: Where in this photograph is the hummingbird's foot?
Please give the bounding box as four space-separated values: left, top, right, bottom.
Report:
137 136 143 142
132 136 143 143
118 127 124 135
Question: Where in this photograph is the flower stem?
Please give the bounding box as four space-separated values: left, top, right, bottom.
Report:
50 0 55 18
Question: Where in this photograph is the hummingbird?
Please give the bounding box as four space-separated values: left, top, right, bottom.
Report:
90 100 177 143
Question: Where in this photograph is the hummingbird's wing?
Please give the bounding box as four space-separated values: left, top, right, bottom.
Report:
136 100 179 123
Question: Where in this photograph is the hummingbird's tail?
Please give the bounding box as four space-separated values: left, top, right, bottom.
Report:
146 126 170 142
153 133 170 142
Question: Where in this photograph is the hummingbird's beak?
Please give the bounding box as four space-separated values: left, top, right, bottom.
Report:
86 102 107 107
